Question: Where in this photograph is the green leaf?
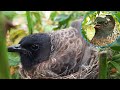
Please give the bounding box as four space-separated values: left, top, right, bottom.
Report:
110 46 120 51
44 25 57 33
8 52 20 66
97 11 100 16
112 58 120 63
32 12 42 25
110 61 120 73
84 11 96 19
33 12 40 20
50 11 58 21
81 29 89 42
112 54 120 60
54 13 72 29
54 14 70 22
113 12 120 23
2 11 17 20
109 37 120 51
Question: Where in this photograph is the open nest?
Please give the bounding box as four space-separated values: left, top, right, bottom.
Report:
18 47 99 79
12 33 114 79
19 59 98 79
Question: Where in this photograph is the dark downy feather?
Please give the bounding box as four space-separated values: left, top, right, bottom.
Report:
9 17 99 79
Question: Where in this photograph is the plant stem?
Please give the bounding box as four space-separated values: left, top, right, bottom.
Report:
99 51 107 79
26 11 33 34
0 11 11 79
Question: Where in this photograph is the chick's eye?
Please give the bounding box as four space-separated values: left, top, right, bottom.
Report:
31 44 39 51
105 21 108 25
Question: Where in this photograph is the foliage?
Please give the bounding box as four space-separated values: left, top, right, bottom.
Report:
8 52 20 66
2 11 17 20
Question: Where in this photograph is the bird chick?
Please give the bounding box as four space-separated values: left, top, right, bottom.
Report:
8 19 99 79
8 33 51 70
91 15 116 46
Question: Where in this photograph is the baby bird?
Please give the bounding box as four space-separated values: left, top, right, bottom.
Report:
91 15 117 46
8 18 99 79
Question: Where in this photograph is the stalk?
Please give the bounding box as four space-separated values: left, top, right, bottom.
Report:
99 51 107 79
26 11 33 34
0 11 11 79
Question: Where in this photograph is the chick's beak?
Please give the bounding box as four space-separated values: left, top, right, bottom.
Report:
8 44 25 52
94 24 101 30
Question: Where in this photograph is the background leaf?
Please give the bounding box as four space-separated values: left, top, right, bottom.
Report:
110 61 120 73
